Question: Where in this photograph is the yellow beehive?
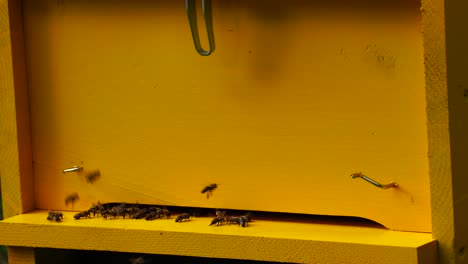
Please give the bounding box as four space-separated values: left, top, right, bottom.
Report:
1 0 467 263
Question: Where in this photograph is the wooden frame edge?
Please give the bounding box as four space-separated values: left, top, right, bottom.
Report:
423 0 468 263
0 0 34 218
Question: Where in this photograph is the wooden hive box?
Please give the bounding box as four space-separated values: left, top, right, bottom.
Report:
0 0 467 263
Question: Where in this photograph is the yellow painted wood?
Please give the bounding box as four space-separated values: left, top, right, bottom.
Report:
0 210 436 264
1 0 468 263
22 0 430 232
1 1 36 262
8 247 35 264
421 0 468 263
0 0 34 218
443 0 468 262
420 0 454 262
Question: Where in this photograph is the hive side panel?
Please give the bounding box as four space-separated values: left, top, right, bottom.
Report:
0 0 34 218
443 0 468 263
422 0 468 263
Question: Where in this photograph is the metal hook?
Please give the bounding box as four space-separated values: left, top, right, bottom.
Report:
186 0 215 56
350 173 398 189
63 166 83 173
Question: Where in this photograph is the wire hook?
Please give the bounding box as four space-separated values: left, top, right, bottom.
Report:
350 172 398 189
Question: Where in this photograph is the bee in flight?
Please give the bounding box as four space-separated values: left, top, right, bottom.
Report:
201 183 218 199
85 170 101 184
64 192 79 206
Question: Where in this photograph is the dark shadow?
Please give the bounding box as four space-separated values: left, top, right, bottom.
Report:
36 248 285 264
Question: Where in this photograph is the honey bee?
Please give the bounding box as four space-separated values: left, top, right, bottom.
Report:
65 192 80 206
124 206 139 218
242 213 252 223
215 210 226 218
210 217 224 226
133 208 149 219
145 211 161 221
74 210 91 220
201 183 218 198
88 202 103 217
109 204 126 218
161 208 171 219
227 216 241 225
175 213 190 222
128 256 149 264
239 216 248 227
47 211 63 222
101 209 111 219
85 170 101 184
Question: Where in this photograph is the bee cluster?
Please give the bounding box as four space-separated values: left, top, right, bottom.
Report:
49 183 254 227
73 203 172 221
210 210 251 227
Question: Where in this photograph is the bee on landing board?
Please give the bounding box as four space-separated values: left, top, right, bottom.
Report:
201 183 218 198
88 202 103 217
175 213 190 222
239 215 249 227
210 216 224 226
74 210 91 220
227 216 241 225
47 211 63 222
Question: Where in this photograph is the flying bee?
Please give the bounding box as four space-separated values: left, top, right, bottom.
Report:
47 211 63 222
65 192 80 206
85 170 101 184
74 210 91 220
175 213 190 222
201 183 218 198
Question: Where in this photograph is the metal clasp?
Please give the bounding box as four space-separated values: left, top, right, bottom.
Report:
186 0 215 56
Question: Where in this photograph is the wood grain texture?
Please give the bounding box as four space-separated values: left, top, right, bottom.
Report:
421 0 454 262
22 0 430 232
0 0 34 219
0 210 436 264
8 247 35 264
443 0 468 263
422 0 468 263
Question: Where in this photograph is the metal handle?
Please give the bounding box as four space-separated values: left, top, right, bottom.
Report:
186 0 215 56
63 166 82 173
350 173 398 189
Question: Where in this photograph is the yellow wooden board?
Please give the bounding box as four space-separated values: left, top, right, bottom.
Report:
22 0 430 232
0 0 34 218
0 211 436 263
